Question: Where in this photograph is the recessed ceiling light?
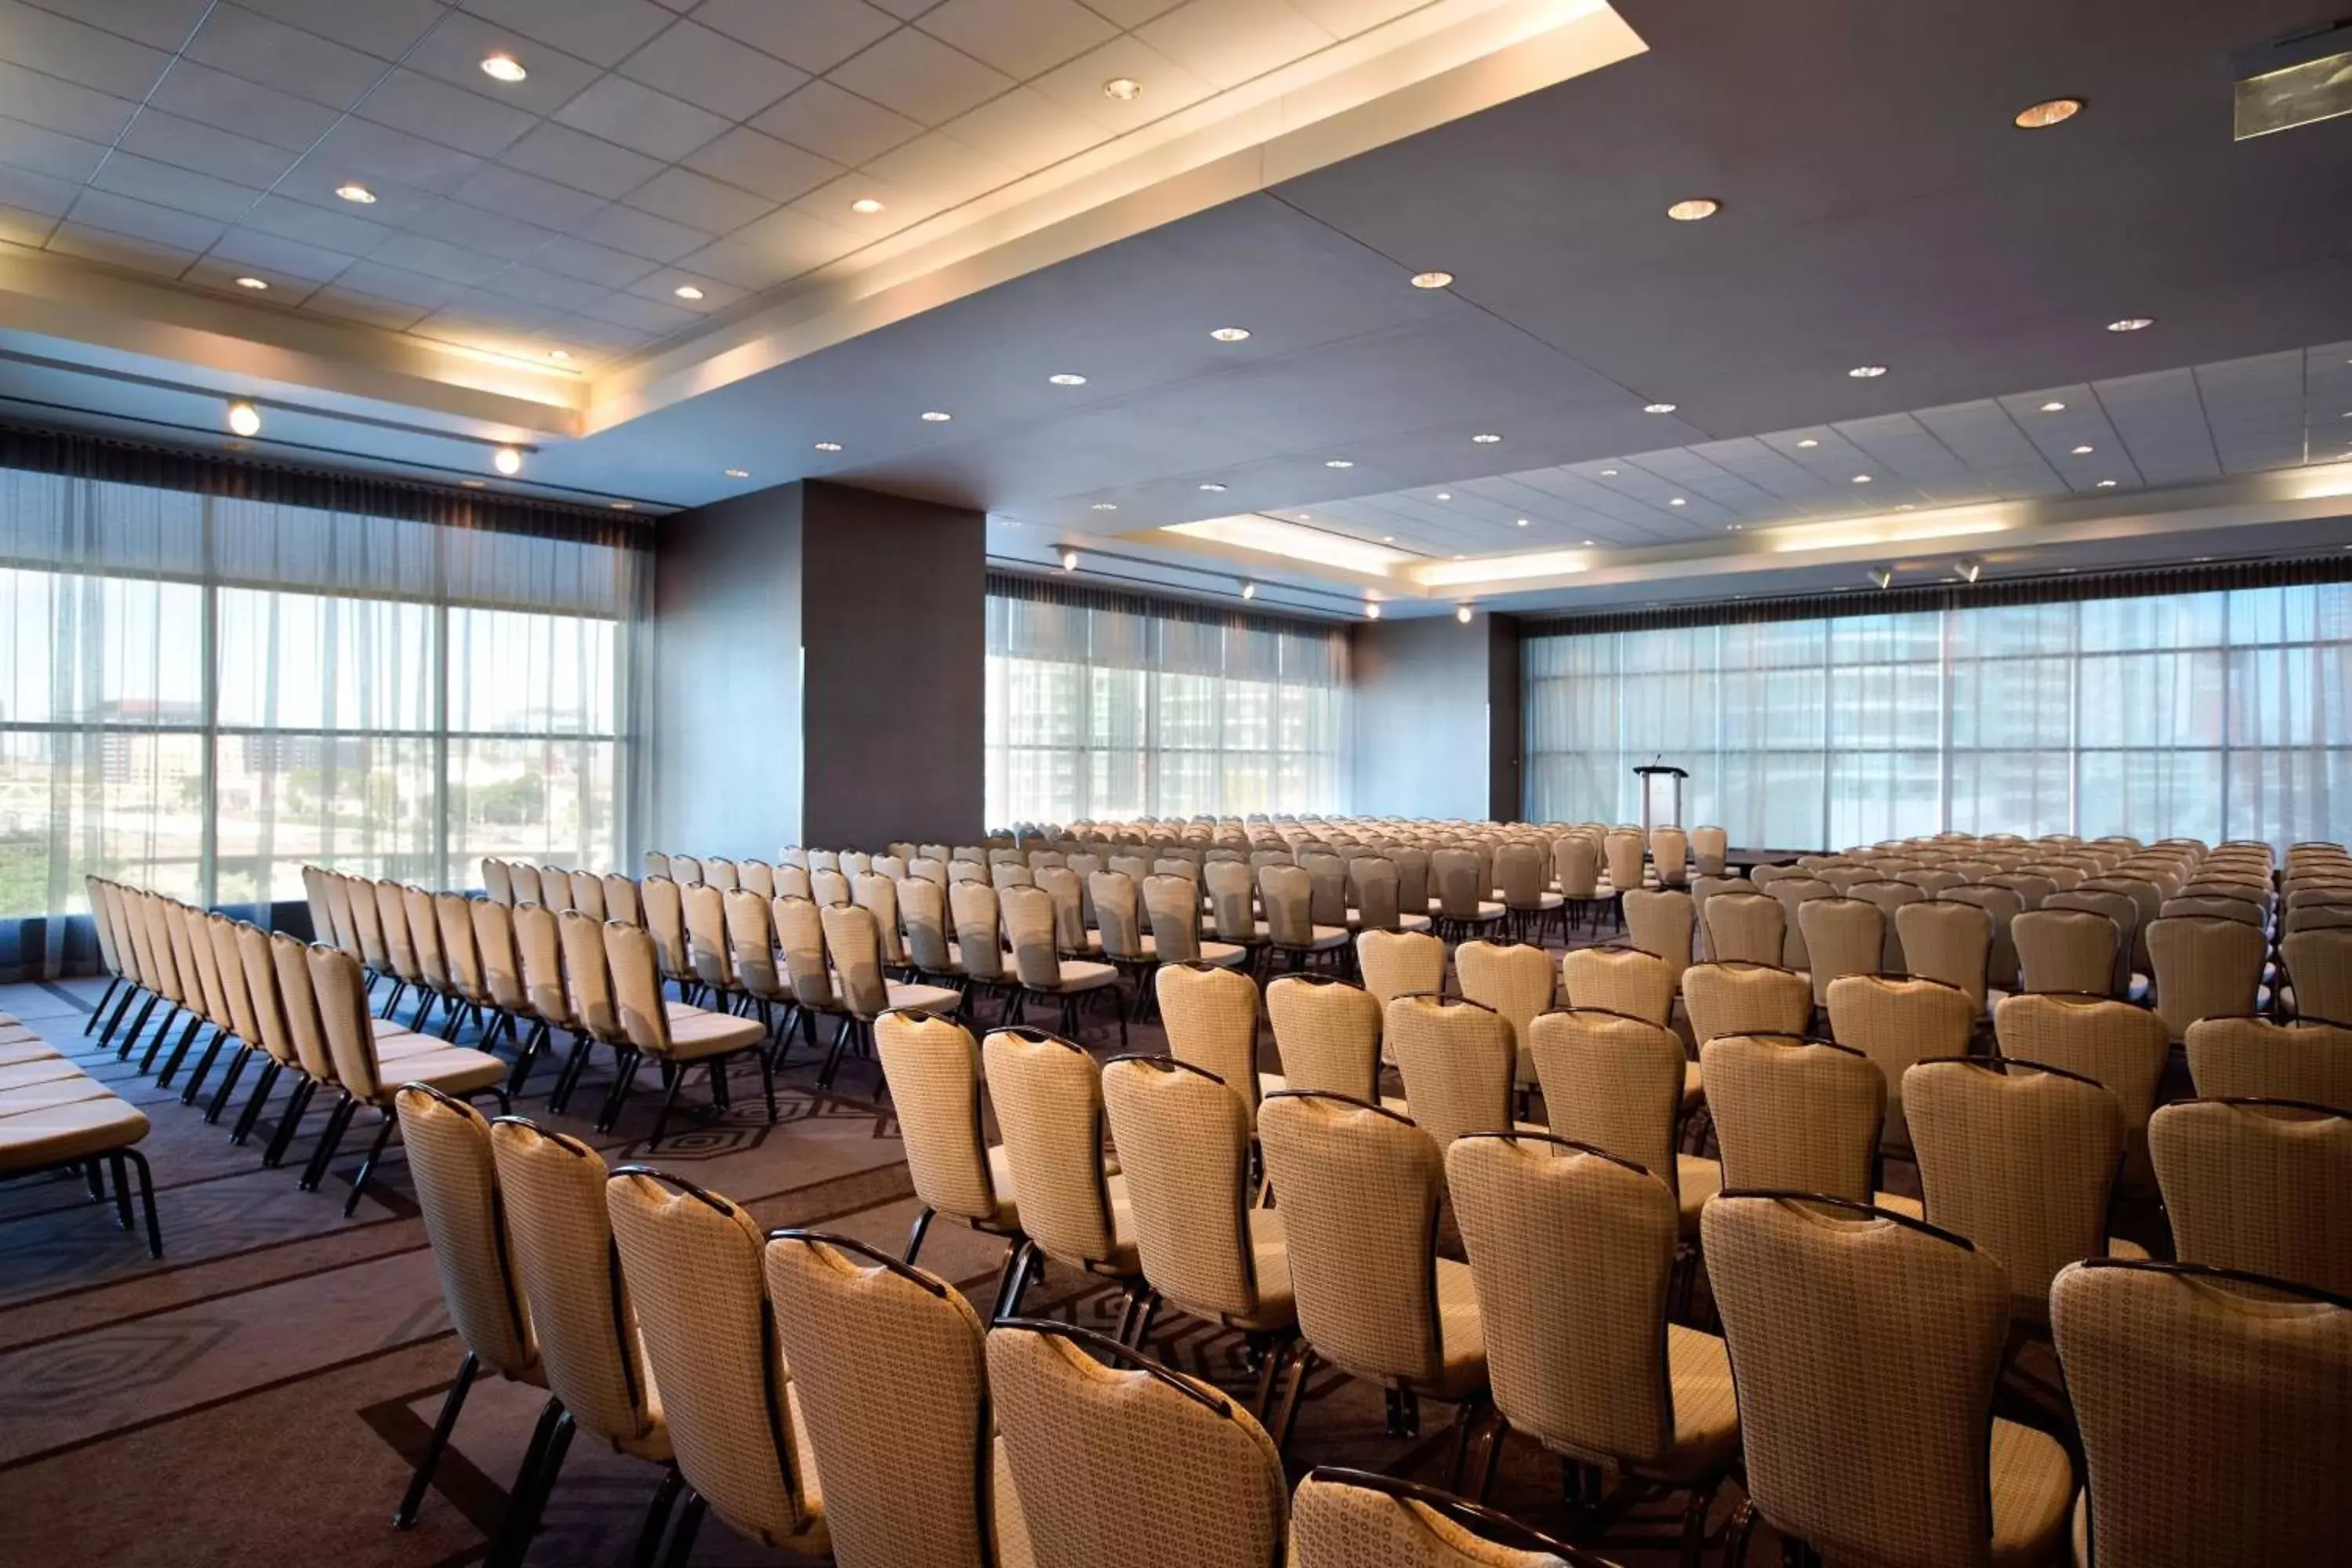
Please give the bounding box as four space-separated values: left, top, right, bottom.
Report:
1582 539 1595 545
1452 554 1465 560
1643 402 1677 414
1058 548 1077 572
226 400 261 437
1515 517 1529 527
1852 474 1872 483
234 275 268 290
1599 468 1618 477
1091 503 1117 511
1472 433 1501 444
480 53 527 83
1364 602 1381 619
920 410 952 422
724 467 750 479
1047 372 1087 386
2071 444 2095 455
850 198 885 214
2096 478 2118 488
493 446 523 476
1326 459 1354 469
2014 97 2083 129
1209 326 1251 342
335 183 376 204
1666 198 1719 221
1730 524 1744 530
673 285 704 300
1456 605 1473 623
1410 270 1454 290
1240 582 1255 600
1668 496 1687 506
1848 365 1888 379
1796 438 1820 448
1294 514 1311 521
1379 535 1394 543
2040 400 2067 412
549 349 570 361
2106 317 2153 332
610 500 637 511
814 440 843 452
1102 77 1142 100
1436 492 1453 500
1199 482 1227 492
460 478 486 488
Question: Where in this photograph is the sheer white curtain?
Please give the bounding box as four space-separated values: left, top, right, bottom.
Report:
984 579 1348 826
1524 581 2351 850
0 450 643 975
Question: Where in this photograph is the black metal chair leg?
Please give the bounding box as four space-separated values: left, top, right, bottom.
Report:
658 1488 706 1568
106 1151 132 1229
906 1206 935 1265
123 1147 161 1258
179 1030 228 1104
490 1410 575 1568
141 1009 192 1075
85 975 122 1033
483 1396 563 1560
264 1077 319 1167
1273 1345 1314 1455
204 1046 252 1123
756 1044 776 1123
597 1048 644 1133
97 982 143 1047
394 1350 480 1528
299 1094 360 1191
628 1468 686 1568
644 1058 688 1149
233 1060 282 1145
343 1108 399 1217
115 994 159 1059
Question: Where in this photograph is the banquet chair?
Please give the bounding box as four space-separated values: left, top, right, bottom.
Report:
2184 1014 2352 1106
2151 1097 2352 1296
981 1027 1145 1328
872 1011 1029 1313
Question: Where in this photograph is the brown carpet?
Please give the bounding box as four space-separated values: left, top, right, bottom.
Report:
0 947 2124 1566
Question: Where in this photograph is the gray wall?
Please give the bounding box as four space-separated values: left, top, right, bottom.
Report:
1349 612 1520 819
650 480 985 857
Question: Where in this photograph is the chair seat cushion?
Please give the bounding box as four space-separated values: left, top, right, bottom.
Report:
0 1095 149 1169
0 1039 64 1068
978 1143 1022 1232
1225 1207 1296 1334
884 980 964 1014
1675 1154 1723 1234
1422 1256 1488 1401
1988 1417 2075 1568
376 1029 458 1062
1657 1324 1741 1480
662 1007 768 1058
1197 942 1248 968
1042 960 1118 993
1681 1058 1705 1111
1296 926 1349 951
1394 913 1434 933
0 1058 89 1092
0 1074 117 1116
383 1047 506 1101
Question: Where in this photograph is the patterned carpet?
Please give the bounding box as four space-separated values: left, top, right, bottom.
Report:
0 963 2116 1566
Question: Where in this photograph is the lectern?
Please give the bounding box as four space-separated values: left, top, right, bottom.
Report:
1633 764 1689 837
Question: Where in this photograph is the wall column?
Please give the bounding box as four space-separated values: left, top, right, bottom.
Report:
1348 611 1521 819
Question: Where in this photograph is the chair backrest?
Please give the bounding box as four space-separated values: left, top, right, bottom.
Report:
1825 974 1976 1154
2281 929 2352 1025
2151 1098 2352 1296
1033 865 1087 952
1650 826 1688 886
811 867 852 907
720 887 783 1001
1701 1035 1883 1202
1895 899 1991 1007
1258 864 1318 945
1766 878 1834 968
1156 963 1262 1110
1257 1091 1451 1388
849 873 905 967
669 854 704 885
393 1085 537 1378
487 1117 657 1449
376 879 419 982
604 920 677 1055
873 1011 1007 1229
949 879 1005 982
2184 1014 2352 1106
639 876 689 982
775 863 814 900
1940 884 2024 989
986 1322 1287 1568
557 909 621 1043
1701 891 1784 967
739 859 777 900
1797 898 1885 1007
1299 852 1351 926
568 869 607 921
2052 1260 2352 1568
1704 1194 2017 1568
982 1029 1123 1275
1140 874 1207 964
1553 834 1600 898
2148 916 2268 1043
605 1171 819 1547
897 877 956 975
1088 871 1147 961
1447 1132 1683 1468
1101 1057 1268 1325
1682 961 1812 1047
995 883 1065 991
305 941 387 1094
1621 889 1694 989
1197 859 1254 942
821 902 891 1018
1291 1469 1599 1567
1602 830 1644 895
1690 825 1729 877
991 862 1036 894
1494 841 1548 912
206 912 260 1047
1454 940 1554 1069
1528 1009 1687 1192
2012 907 2118 995
764 1232 996 1568
481 857 514 906
1356 929 1445 1010
537 866 575 914
1906 1058 2128 1323
1994 993 2170 1144
238 924 300 1070
1560 946 1673 1026
2043 889 2140 994
680 881 736 993
1385 994 1515 1149
1266 976 1384 1102
435 891 486 1004
1849 880 1922 971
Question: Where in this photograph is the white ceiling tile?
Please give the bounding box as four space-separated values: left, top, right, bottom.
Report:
543 312 653 351
694 0 898 74
356 69 539 159
622 165 775 234
227 0 446 59
1076 0 1183 24
117 110 300 188
239 193 390 256
307 118 486 194
500 121 663 198
480 261 607 311
1287 0 1423 35
531 234 656 289
448 163 608 230
0 59 138 143
859 128 1018 205
202 226 359 282
459 0 676 67
1135 0 1333 89
143 60 340 150
0 115 109 183
826 27 1015 125
88 152 260 223
183 5 387 109
564 201 710 261
46 221 198 277
1030 34 1213 128
624 267 745 311
20 0 209 50
64 188 228 250
554 74 731 162
917 0 1116 80
788 169 946 232
0 161 83 218
301 285 434 331
0 0 172 98
328 257 462 307
681 125 843 205
938 85 1108 169
670 234 786 289
868 0 943 16
402 12 603 117
583 288 697 332
401 196 560 260
368 230 512 285
751 79 924 165
713 203 864 273
619 20 807 122
0 201 59 245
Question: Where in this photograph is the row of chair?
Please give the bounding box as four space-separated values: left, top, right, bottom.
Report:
0 1002 158 1257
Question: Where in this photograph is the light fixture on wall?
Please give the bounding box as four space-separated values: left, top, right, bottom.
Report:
1364 601 1381 619
1240 581 1256 600
1956 557 1982 583
1456 604 1473 623
1868 564 1894 590
1058 546 1079 572
493 446 523 475
226 400 261 437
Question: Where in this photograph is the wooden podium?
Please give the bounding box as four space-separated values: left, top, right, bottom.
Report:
1634 764 1689 838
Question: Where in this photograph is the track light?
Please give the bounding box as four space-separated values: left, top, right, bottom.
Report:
1868 564 1894 590
1957 557 1982 583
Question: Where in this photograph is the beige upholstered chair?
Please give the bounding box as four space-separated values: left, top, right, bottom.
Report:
604 1169 826 1559
1905 1058 2144 1327
2148 916 2267 1043
1001 884 1121 1041
1621 887 1695 993
872 1011 1030 1315
1766 877 1833 971
1256 1091 1489 1469
1356 928 1445 1014
1262 862 1352 967
568 869 608 921
1997 993 2171 1177
1291 1468 1603 1566
1850 879 1922 971
1705 1194 2074 1568
1141 873 1246 969
1432 848 1508 941
1650 826 1690 890
1699 1035 1914 1213
1202 858 1267 949
1602 830 1646 909
1826 974 1975 1160
603 918 772 1145
1455 940 1555 1093
1386 994 1519 1149
1554 834 1604 931
2281 927 2352 1022
388 1084 543 1531
1942 884 2025 992
988 1320 1287 1568
1690 826 1729 879
2151 1098 2352 1296
850 870 906 967
681 881 745 1014
1530 1008 1719 1239
982 1027 1143 1322
765 1230 1022 1568
1347 855 1431 935
482 1116 676 1563
1033 864 1100 957
1796 898 1883 1008
638 876 694 994
1496 840 1566 942
2011 907 2118 995
2185 1014 2352 1105
1897 898 1994 1011
1560 946 1674 1027
1267 976 1388 1104
1701 891 1785 967
1156 961 1282 1119
2043 888 2143 996
2052 1259 2350 1568
1682 961 1811 1048
718 887 794 1047
1446 1132 1736 1563
1100 1056 1295 1398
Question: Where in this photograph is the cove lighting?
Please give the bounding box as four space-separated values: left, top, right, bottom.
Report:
1163 515 1414 575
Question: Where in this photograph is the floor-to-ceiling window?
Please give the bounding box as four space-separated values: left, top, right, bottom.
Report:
984 575 1348 826
1524 577 2350 850
0 450 641 951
